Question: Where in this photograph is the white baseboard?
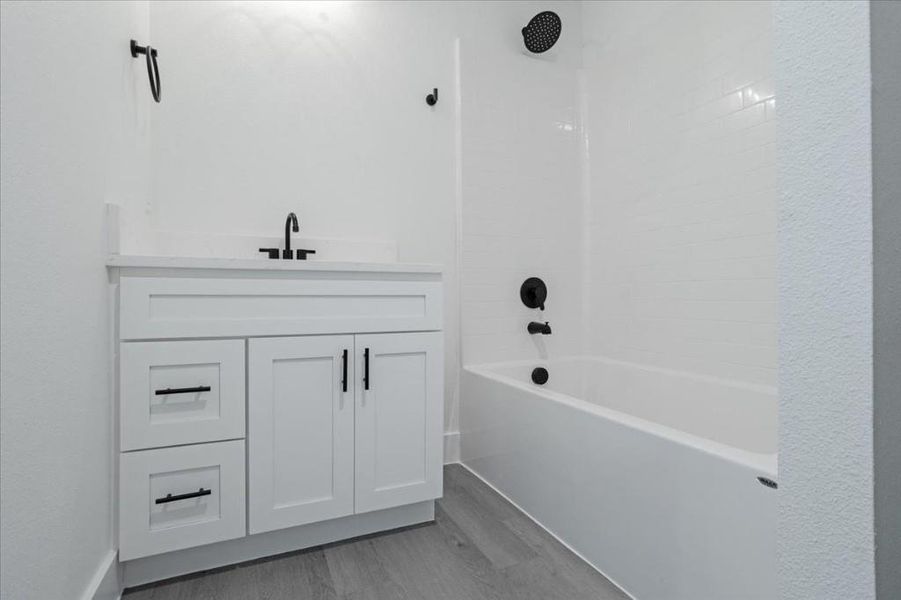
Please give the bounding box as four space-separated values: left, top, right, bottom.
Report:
443 430 460 464
80 550 122 600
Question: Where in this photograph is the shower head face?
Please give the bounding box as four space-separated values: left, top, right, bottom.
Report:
522 11 562 54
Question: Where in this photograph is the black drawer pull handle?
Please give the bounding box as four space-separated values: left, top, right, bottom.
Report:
363 348 370 391
155 488 211 504
342 349 348 393
154 386 211 396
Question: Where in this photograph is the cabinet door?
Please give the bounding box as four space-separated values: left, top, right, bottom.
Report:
355 332 443 514
248 335 354 534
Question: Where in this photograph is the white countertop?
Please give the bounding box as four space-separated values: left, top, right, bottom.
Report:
107 254 443 274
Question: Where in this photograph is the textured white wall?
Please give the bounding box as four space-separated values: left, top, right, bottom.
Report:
581 1 778 387
0 1 150 598
460 1 583 366
774 2 875 599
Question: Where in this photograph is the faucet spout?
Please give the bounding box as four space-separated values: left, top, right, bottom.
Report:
527 321 552 335
284 212 299 259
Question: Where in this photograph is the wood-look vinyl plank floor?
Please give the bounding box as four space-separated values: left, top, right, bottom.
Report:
124 465 630 600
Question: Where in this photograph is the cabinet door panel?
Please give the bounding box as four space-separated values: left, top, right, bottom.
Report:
355 332 443 514
249 335 354 534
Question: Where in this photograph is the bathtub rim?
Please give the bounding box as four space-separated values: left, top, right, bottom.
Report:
463 355 778 478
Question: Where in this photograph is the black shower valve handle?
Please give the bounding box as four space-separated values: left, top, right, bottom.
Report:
520 277 548 311
426 88 438 106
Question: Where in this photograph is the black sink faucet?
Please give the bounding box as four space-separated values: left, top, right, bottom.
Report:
528 321 552 335
284 212 299 259
259 212 316 260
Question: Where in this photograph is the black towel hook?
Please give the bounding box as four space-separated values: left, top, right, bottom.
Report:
426 88 438 106
131 39 161 103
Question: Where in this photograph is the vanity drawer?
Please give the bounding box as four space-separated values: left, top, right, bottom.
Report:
121 340 245 451
119 440 246 561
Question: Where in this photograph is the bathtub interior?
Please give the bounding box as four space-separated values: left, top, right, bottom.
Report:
468 356 777 457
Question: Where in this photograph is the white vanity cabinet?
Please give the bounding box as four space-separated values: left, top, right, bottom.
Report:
110 257 443 575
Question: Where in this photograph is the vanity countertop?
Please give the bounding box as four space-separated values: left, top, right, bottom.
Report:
107 254 442 274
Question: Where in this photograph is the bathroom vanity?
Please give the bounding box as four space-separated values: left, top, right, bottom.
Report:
107 256 443 586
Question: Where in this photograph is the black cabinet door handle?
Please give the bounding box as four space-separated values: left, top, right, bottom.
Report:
155 487 211 504
363 348 370 391
342 349 348 393
154 386 211 396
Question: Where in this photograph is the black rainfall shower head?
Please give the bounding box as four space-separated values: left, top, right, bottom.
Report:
522 11 562 54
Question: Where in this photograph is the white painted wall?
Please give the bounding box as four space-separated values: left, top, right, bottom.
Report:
144 0 459 253
774 2 876 598
0 1 151 598
142 0 463 430
460 1 583 365
142 1 584 431
581 1 778 388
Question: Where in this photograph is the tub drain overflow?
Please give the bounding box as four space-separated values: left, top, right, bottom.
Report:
532 367 549 385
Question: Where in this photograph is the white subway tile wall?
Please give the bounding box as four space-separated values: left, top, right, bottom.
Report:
582 1 777 386
460 4 584 366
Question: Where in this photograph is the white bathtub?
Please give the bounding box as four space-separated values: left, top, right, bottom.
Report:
460 357 777 600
